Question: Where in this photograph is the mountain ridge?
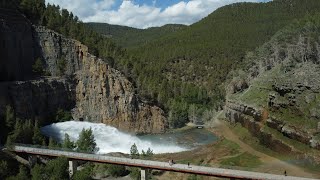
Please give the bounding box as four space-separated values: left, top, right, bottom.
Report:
86 22 187 48
101 0 320 128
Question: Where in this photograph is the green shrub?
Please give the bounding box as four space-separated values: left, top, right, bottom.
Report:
32 58 45 75
58 58 67 75
220 152 262 169
55 108 72 122
107 164 127 177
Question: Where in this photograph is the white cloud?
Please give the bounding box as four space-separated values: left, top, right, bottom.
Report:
46 0 267 29
45 0 116 18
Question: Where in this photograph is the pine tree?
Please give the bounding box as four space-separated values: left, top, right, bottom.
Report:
48 137 59 148
62 133 75 150
0 160 8 179
32 121 45 145
76 128 98 153
5 105 15 130
11 165 29 180
130 143 139 159
32 58 44 75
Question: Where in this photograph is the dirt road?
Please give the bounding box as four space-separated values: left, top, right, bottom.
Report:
213 120 320 178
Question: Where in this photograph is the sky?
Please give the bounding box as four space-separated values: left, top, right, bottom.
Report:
45 0 271 29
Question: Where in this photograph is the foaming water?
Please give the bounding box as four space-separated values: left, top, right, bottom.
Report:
41 121 187 154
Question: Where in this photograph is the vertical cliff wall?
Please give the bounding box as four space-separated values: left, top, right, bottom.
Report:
0 11 168 134
33 26 87 76
72 55 167 134
32 26 167 133
0 78 75 123
0 8 35 81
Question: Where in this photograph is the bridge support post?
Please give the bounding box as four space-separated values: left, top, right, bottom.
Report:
140 168 149 180
68 160 78 178
28 155 37 168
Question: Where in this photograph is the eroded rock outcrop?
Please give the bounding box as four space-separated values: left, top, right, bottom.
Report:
35 29 168 133
33 26 87 76
225 101 294 153
72 55 167 134
226 100 320 151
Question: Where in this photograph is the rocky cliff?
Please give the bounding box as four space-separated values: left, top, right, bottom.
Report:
0 9 168 133
72 55 167 134
33 26 87 77
33 26 167 133
0 78 75 123
225 17 320 153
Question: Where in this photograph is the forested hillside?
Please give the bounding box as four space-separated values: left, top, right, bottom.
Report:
86 23 186 48
101 0 320 128
3 0 320 129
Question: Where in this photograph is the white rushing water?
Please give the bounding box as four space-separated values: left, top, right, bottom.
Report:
41 121 187 154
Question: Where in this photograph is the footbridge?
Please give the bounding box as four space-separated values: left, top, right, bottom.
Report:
5 145 318 180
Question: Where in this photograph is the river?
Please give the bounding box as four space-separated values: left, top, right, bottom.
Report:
41 121 217 154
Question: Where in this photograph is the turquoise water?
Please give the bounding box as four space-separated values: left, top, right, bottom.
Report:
138 128 218 149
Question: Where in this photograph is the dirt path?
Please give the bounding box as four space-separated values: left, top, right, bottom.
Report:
213 120 319 178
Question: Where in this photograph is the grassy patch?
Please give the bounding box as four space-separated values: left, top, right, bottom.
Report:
228 123 284 158
187 174 203 180
220 152 262 169
238 86 270 106
271 108 318 131
215 139 241 156
231 67 279 106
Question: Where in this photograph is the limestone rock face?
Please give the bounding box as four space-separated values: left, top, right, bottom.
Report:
33 26 167 133
33 26 87 76
72 55 167 134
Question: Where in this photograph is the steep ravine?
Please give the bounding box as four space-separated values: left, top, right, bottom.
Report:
0 10 167 134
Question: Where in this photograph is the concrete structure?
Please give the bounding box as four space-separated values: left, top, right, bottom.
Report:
141 168 149 180
68 160 78 177
9 145 319 180
28 155 37 167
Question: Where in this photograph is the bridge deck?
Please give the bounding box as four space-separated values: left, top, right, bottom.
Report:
12 145 318 180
